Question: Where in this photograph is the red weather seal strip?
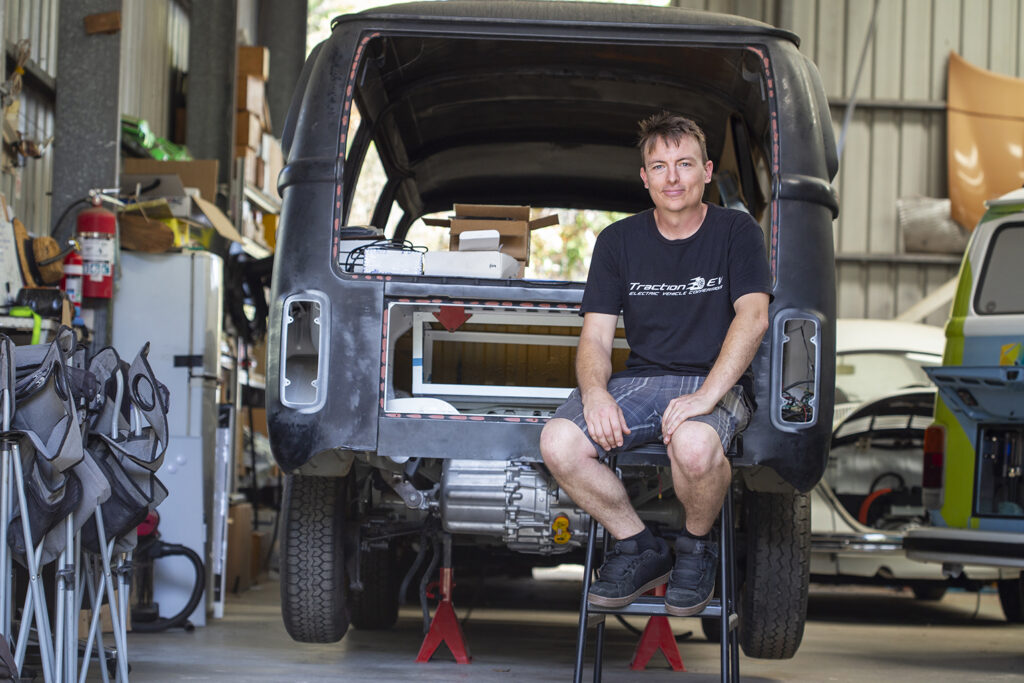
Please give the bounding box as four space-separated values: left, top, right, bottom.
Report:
333 32 381 261
746 46 780 286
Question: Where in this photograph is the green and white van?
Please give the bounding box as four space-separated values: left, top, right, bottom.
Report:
905 188 1024 619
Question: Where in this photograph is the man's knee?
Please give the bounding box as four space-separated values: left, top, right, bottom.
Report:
541 418 596 473
668 422 726 480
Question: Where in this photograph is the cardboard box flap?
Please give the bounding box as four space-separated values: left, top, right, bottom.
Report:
194 196 245 243
424 206 560 231
526 214 559 230
454 204 530 221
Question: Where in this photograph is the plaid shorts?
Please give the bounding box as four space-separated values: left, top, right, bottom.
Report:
552 375 752 455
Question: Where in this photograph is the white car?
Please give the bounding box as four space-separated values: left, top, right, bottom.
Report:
810 319 1001 599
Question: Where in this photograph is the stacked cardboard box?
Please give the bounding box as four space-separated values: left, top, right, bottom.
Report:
235 45 285 247
235 46 272 192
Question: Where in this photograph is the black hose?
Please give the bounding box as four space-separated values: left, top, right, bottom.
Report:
399 527 429 606
50 197 90 239
131 541 205 633
419 536 441 634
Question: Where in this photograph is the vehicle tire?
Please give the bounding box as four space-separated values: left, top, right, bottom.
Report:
997 573 1024 623
280 474 350 643
910 583 947 601
739 487 810 659
351 546 400 630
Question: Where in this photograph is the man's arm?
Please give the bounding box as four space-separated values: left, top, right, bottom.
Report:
576 312 630 451
661 291 769 444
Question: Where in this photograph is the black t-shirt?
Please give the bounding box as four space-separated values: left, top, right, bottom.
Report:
581 204 771 394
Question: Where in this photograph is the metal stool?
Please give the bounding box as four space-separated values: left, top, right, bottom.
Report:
573 444 740 682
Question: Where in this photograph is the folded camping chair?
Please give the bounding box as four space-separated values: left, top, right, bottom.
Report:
0 329 86 682
78 344 170 683
80 345 169 555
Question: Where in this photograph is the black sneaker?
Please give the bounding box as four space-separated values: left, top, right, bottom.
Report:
664 535 718 616
587 537 672 608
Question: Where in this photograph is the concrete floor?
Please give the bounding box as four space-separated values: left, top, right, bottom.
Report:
108 574 1024 682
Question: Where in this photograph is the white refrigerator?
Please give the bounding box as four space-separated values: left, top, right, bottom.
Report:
112 250 223 627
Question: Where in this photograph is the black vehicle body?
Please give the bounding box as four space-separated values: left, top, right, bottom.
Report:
268 1 838 658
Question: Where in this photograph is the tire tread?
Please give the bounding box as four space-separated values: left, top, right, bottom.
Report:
739 489 810 659
280 475 350 643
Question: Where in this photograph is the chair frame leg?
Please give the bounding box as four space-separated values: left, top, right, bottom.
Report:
573 514 598 683
573 477 741 683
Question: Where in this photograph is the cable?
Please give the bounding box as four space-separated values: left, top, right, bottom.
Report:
342 238 427 273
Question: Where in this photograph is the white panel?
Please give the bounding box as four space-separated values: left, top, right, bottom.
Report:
844 0 875 99
866 263 893 318
898 111 931 198
895 264 925 318
816 0 846 99
838 263 867 318
868 110 899 253
838 112 871 252
959 0 989 67
989 0 1018 75
926 110 946 198
902 0 932 100
779 0 817 58
931 0 961 100
870 0 902 99
736 0 769 22
1019 0 1024 77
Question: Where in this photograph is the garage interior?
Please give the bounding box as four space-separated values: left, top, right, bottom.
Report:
0 0 1021 681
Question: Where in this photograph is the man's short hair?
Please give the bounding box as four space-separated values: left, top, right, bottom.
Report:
637 111 708 166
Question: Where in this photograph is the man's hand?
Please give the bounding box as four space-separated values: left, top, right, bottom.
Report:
661 392 716 445
582 390 631 452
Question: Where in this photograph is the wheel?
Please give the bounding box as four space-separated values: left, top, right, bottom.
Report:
280 474 351 643
739 487 810 659
997 573 1024 623
910 583 947 601
350 546 400 630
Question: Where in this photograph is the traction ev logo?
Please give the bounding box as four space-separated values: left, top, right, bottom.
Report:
628 276 724 297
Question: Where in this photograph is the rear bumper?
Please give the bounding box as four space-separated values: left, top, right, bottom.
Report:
904 527 1024 569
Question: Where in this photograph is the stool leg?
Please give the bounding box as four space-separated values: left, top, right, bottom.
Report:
574 515 598 683
726 488 740 681
719 486 739 683
720 491 729 682
593 520 612 683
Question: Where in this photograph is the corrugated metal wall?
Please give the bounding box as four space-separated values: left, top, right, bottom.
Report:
777 0 1024 325
678 0 1024 325
120 0 189 139
2 0 58 238
0 1 190 242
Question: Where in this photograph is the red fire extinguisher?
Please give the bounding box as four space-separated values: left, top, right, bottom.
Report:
76 198 117 299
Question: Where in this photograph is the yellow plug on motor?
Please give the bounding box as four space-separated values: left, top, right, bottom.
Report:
552 514 571 544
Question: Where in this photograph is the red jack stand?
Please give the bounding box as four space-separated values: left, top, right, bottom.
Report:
416 537 472 664
630 584 685 672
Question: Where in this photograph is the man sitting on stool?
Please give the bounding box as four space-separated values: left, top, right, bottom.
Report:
541 112 770 615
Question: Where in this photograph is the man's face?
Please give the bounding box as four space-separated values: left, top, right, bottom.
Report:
639 135 713 215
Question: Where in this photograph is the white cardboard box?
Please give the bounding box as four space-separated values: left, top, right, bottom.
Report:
457 229 501 251
422 251 520 278
363 248 423 274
